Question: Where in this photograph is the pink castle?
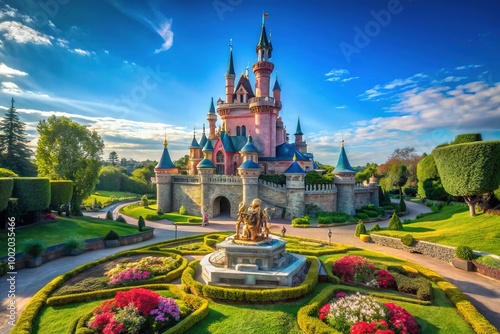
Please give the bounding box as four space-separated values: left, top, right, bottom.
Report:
187 15 315 176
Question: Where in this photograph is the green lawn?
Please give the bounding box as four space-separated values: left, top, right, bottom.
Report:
120 203 202 224
0 216 143 257
374 206 500 255
83 190 142 208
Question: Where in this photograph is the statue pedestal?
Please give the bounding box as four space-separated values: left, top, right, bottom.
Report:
200 235 307 287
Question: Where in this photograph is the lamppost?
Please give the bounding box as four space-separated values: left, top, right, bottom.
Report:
174 223 178 239
328 229 332 245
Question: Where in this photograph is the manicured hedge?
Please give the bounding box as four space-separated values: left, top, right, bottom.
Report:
0 177 14 211
297 285 342 334
433 140 500 196
416 154 449 200
50 180 73 209
182 257 318 302
451 133 482 144
12 177 51 212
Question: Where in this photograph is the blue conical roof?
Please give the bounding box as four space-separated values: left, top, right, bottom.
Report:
240 135 259 153
239 160 261 169
226 45 235 76
189 132 200 148
156 139 176 169
295 117 303 135
199 125 207 148
334 140 355 173
273 76 281 91
284 160 305 174
208 97 215 114
203 138 214 152
197 158 216 169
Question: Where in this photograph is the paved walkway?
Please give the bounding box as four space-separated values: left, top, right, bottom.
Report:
1 201 499 333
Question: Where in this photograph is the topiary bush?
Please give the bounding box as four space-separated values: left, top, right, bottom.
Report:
103 230 119 241
354 220 366 237
115 215 127 223
455 245 474 261
141 194 149 207
105 210 113 220
179 205 187 215
401 234 414 247
370 223 380 232
0 177 14 211
23 239 44 258
388 212 404 231
354 212 368 220
398 195 407 212
138 215 146 231
292 216 310 226
12 177 51 213
49 180 73 210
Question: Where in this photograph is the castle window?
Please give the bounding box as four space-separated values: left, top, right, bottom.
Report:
216 151 225 175
236 126 241 136
242 125 246 137
216 151 224 163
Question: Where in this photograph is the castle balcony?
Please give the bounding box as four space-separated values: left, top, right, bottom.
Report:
216 102 249 112
252 61 274 72
248 96 276 109
206 174 242 184
172 175 200 184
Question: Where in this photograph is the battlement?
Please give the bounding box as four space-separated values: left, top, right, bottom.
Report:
258 179 286 190
207 175 242 184
305 183 337 194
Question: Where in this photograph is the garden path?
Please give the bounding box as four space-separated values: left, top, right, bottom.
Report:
1 201 499 333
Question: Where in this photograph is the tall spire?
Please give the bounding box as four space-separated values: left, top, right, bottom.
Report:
335 139 355 173
273 74 281 91
295 116 303 135
226 40 235 76
208 97 215 114
256 13 272 58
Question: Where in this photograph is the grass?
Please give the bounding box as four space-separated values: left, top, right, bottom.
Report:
120 203 202 224
0 216 143 257
83 190 143 208
373 205 500 255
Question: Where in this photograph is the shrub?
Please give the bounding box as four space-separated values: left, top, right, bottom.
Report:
115 215 127 224
49 180 73 210
388 212 404 231
103 230 120 241
138 216 146 231
404 186 417 197
12 177 51 213
105 210 113 220
292 216 310 226
354 212 368 220
354 220 366 237
157 209 164 215
398 196 406 212
141 195 149 207
65 237 85 251
401 234 414 247
455 245 474 261
333 255 376 283
23 239 44 258
391 272 432 301
0 177 14 211
474 255 500 269
370 224 380 232
451 133 482 144
179 205 187 215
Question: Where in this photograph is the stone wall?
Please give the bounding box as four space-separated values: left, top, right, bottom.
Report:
371 234 456 262
354 189 372 209
172 183 201 215
305 193 336 212
258 182 287 208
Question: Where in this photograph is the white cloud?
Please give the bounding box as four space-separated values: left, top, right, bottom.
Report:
153 19 174 53
56 38 69 48
325 68 349 77
0 21 52 45
455 64 483 70
324 68 358 83
0 4 17 18
72 48 91 56
0 63 28 78
1 81 49 98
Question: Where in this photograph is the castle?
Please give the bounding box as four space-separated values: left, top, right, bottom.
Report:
153 16 379 219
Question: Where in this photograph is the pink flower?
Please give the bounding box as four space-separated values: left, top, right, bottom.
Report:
319 303 331 320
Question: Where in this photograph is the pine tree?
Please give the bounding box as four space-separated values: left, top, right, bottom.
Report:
0 98 33 175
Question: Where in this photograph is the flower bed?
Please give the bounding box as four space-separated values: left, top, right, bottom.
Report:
105 256 179 285
333 255 396 290
80 287 196 334
320 291 418 334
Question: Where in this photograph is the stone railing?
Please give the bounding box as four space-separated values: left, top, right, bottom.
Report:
258 179 286 190
305 183 336 194
354 183 371 189
207 175 242 184
370 234 455 263
172 175 200 183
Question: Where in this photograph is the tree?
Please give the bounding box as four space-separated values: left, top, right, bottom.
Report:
108 151 119 166
36 116 104 215
416 154 449 200
387 164 408 198
377 147 422 187
433 137 500 217
0 98 34 175
174 154 189 171
355 163 378 183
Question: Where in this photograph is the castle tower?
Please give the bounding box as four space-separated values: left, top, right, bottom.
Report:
188 130 202 175
294 116 307 154
273 75 281 106
238 135 262 204
225 43 236 104
197 140 216 217
155 136 179 213
333 140 356 215
199 124 208 149
250 14 277 157
284 154 306 219
207 97 218 140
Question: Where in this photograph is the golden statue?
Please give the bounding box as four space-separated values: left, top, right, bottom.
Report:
237 198 272 242
235 201 246 238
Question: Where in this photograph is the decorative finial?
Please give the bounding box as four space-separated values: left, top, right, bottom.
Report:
163 133 168 148
202 124 205 134
229 38 232 50
293 153 297 161
341 134 345 148
245 63 249 78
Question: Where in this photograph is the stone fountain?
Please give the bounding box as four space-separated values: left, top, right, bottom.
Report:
200 198 307 287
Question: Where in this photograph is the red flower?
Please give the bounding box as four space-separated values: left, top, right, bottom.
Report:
319 303 330 320
114 288 160 316
384 303 418 334
350 321 376 334
333 255 376 283
377 270 396 289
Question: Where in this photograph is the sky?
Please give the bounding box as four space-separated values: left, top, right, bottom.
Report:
0 0 499 167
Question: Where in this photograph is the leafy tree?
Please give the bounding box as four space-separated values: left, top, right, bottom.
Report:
305 171 332 185
36 116 104 215
355 163 379 183
315 161 335 174
433 137 500 217
96 166 122 191
108 151 119 166
388 212 404 230
132 166 155 184
174 154 189 171
120 157 127 167
0 168 18 177
386 164 408 198
416 154 449 200
377 147 422 187
0 98 34 175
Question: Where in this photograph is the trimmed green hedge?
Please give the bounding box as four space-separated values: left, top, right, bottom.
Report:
12 177 51 212
451 133 482 144
297 285 340 334
0 177 14 211
182 257 318 302
292 216 310 226
50 180 73 209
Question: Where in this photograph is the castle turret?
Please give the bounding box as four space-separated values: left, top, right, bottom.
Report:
206 97 217 140
333 139 356 215
273 75 281 106
253 14 274 97
294 116 307 154
188 130 202 175
238 135 262 205
197 140 216 217
283 154 306 219
155 137 178 213
225 43 235 104
199 124 208 149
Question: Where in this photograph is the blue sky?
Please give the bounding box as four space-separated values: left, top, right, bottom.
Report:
0 0 499 166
